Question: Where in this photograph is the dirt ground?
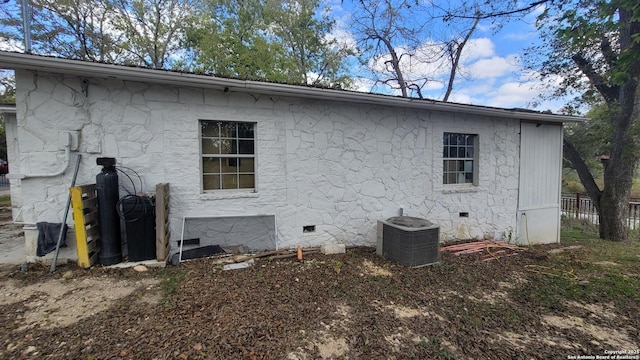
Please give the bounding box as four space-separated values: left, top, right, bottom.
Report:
0 225 639 359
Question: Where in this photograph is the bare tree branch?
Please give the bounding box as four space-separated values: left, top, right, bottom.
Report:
571 53 619 104
563 136 602 211
443 15 479 102
444 0 550 20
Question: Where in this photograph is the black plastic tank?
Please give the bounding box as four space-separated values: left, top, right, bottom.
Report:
121 195 156 261
96 157 122 265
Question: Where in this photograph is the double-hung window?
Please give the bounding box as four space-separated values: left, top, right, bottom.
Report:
443 132 478 185
201 120 256 191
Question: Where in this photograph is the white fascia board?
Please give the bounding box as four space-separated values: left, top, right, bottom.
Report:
0 104 16 114
0 51 584 124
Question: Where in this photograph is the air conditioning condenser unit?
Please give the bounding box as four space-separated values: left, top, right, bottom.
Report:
376 216 440 267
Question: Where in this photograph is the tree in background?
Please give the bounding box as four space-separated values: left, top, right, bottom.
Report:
0 73 13 162
561 104 611 182
185 0 293 81
0 0 124 62
420 0 639 241
0 0 199 69
112 0 200 69
186 0 351 86
351 0 481 99
531 0 640 241
0 74 14 104
265 0 352 86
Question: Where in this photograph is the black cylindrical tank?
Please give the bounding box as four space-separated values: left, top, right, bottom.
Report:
96 157 122 265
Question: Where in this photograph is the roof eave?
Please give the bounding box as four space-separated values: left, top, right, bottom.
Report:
0 51 583 123
0 103 16 114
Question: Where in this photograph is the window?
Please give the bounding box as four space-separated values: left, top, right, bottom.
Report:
443 132 477 185
201 120 256 191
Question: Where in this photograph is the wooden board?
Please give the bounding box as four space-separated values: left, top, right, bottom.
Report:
71 184 100 268
155 183 170 261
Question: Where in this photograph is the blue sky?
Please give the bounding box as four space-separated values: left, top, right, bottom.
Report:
326 0 566 112
0 0 567 112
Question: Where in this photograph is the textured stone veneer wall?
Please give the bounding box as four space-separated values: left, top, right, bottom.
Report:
13 70 520 251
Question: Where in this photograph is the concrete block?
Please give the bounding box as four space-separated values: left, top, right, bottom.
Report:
321 242 346 255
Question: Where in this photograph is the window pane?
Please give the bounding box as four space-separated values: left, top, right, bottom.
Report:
238 123 254 138
202 139 221 154
221 157 239 172
465 172 473 183
202 157 220 173
464 160 473 172
201 120 256 192
465 135 472 145
201 121 220 137
466 147 474 158
239 140 254 154
220 139 237 154
239 158 254 173
222 174 238 189
239 174 255 188
443 160 453 171
203 175 220 190
443 132 477 185
459 146 466 158
220 122 236 138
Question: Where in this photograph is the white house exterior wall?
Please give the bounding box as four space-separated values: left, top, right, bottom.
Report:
13 70 523 251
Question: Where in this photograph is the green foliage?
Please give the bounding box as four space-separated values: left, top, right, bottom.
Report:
528 0 640 240
419 337 456 359
186 0 352 86
512 229 640 308
0 0 198 68
111 0 200 69
1 0 350 84
563 102 613 172
0 0 124 62
160 268 186 308
0 195 10 207
0 73 15 104
0 72 12 161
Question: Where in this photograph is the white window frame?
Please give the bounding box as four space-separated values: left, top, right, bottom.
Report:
443 132 479 186
200 120 257 192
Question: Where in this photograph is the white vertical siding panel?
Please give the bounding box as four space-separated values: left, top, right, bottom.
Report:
517 122 563 244
518 123 562 209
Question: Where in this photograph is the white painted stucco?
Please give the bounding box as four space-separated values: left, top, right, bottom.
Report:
10 69 542 253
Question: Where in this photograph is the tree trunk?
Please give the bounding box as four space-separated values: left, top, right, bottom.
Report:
599 157 634 241
562 136 602 212
597 5 640 242
443 16 479 102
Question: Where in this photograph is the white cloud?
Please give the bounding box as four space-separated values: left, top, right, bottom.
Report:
348 77 378 93
446 92 476 105
0 37 24 53
467 55 519 79
501 32 533 41
461 38 495 61
326 28 357 50
486 81 542 107
362 36 532 101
